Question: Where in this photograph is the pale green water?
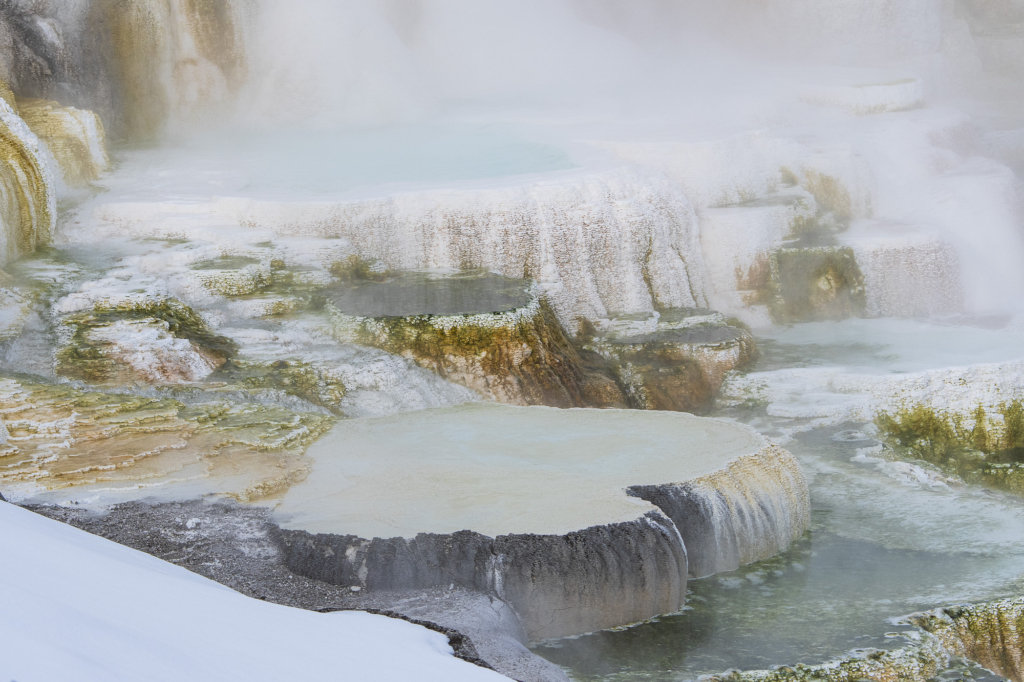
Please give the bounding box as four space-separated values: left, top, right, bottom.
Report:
110 124 576 199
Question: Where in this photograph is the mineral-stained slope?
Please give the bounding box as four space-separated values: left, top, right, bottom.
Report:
0 96 55 266
330 289 597 408
17 97 109 187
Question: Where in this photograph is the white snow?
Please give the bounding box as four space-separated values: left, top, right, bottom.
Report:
0 501 508 682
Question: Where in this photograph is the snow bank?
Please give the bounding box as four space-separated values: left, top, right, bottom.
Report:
0 502 507 682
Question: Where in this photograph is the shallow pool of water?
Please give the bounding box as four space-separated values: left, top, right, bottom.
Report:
108 124 576 199
753 317 1024 374
326 271 532 317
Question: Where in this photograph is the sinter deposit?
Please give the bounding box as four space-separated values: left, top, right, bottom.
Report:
273 404 809 640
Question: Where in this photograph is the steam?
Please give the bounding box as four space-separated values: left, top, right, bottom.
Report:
228 0 996 130
74 0 1024 315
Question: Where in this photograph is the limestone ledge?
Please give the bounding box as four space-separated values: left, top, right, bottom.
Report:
188 257 274 297
328 292 610 408
800 78 925 116
840 223 963 318
722 359 1024 431
628 444 809 579
213 325 478 419
55 296 236 386
0 96 55 266
84 166 710 329
272 442 808 641
768 246 867 324
329 285 756 412
586 311 758 413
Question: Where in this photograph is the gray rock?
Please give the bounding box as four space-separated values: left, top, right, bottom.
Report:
272 510 688 641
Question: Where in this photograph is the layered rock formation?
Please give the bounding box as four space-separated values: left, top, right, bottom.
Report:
55 296 235 385
86 165 710 329
270 404 810 640
584 309 758 413
0 375 333 502
332 294 599 408
17 97 108 186
839 222 963 318
326 270 754 411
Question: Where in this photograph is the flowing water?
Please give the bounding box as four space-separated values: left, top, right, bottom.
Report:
533 318 1024 679
534 422 1024 681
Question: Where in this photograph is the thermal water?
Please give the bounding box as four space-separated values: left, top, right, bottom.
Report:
535 424 1024 681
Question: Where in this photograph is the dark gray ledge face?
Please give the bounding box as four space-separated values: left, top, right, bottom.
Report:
22 500 569 682
272 510 689 641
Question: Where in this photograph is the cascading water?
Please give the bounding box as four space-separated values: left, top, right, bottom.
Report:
0 98 54 265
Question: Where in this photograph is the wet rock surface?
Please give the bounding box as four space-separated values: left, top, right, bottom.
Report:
586 310 758 413
331 294 600 408
274 511 688 642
